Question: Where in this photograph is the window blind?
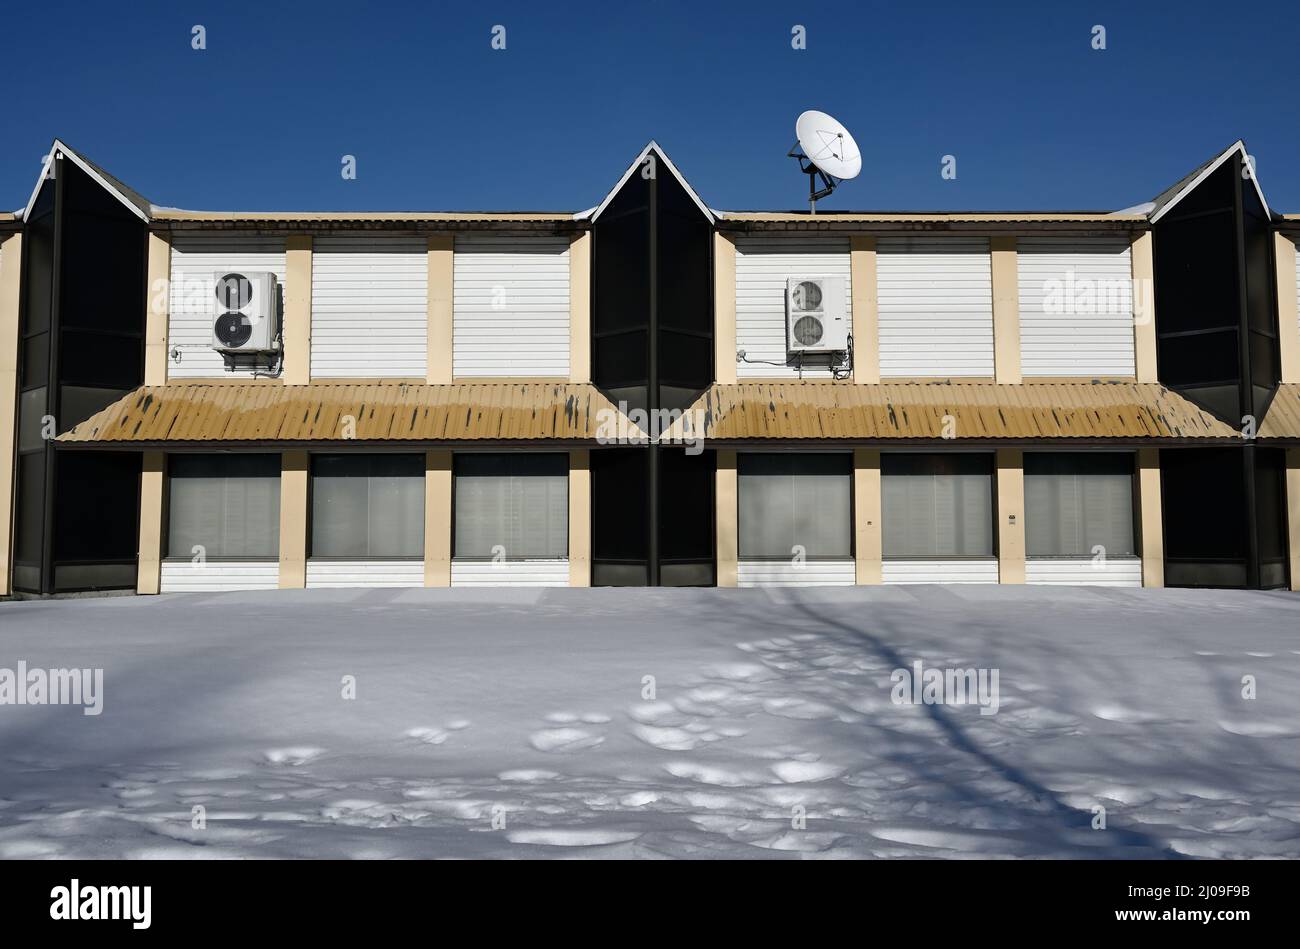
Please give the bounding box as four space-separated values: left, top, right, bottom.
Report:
1025 453 1135 557
737 453 852 560
311 454 425 558
454 454 568 559
167 454 280 559
882 453 993 557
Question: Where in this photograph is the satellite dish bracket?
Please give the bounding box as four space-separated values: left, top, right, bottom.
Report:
788 144 839 214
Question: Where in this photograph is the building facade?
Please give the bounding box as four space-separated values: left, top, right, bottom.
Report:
1 139 1298 595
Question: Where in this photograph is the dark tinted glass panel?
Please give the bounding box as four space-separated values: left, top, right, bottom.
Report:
58 330 143 387
593 173 649 337
21 334 49 389
1161 448 1247 562
593 330 647 390
53 451 141 562
21 185 55 339
1241 190 1275 337
659 448 715 564
591 449 647 565
1254 448 1287 573
1157 329 1239 387
59 211 146 333
14 451 46 564
18 387 49 453
657 209 711 335
1248 329 1279 396
59 385 130 431
658 328 711 391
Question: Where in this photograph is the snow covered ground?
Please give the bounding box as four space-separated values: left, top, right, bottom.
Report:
1 585 1298 859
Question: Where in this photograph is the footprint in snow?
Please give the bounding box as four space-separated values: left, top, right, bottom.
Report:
528 727 604 753
263 747 324 766
771 760 845 783
1217 720 1300 738
405 720 472 745
506 828 640 847
1091 705 1163 724
545 711 611 724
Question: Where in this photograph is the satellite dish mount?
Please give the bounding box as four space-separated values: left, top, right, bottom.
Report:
789 110 862 215
789 143 841 213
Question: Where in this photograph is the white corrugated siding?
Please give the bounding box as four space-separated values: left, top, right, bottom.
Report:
453 235 569 377
737 560 856 587
735 237 852 379
450 559 568 587
877 238 993 377
882 559 999 584
1025 558 1142 586
310 236 427 378
305 560 424 588
160 560 279 592
168 236 286 379
1017 238 1135 377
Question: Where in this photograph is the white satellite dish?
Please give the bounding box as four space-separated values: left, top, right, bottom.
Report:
789 110 861 213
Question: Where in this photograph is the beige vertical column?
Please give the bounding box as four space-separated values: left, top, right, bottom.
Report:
1137 448 1164 588
853 447 882 583
1286 448 1300 592
991 236 1022 384
569 232 591 384
137 452 165 594
850 236 880 384
424 449 452 586
427 235 454 383
283 236 313 384
144 232 172 385
1131 231 1158 383
568 449 591 586
714 232 737 385
996 448 1025 583
716 449 738 587
0 232 23 596
1275 234 1300 384
278 450 309 588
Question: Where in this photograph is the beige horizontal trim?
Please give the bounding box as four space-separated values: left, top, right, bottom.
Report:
152 209 577 222
720 211 1148 223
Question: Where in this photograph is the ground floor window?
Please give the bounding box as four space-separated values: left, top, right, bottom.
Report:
454 454 568 560
167 454 280 559
882 453 993 557
1024 452 1135 558
311 454 424 558
738 453 852 560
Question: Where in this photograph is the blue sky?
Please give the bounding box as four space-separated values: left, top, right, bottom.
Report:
3 0 1298 213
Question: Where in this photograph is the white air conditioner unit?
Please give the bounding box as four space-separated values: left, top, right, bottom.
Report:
211 271 280 353
786 275 847 353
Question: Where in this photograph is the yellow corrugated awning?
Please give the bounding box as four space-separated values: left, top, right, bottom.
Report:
57 382 627 445
660 382 1240 442
1259 384 1300 440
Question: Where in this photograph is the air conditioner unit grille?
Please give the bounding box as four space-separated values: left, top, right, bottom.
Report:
792 280 823 312
792 315 824 347
214 313 254 348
